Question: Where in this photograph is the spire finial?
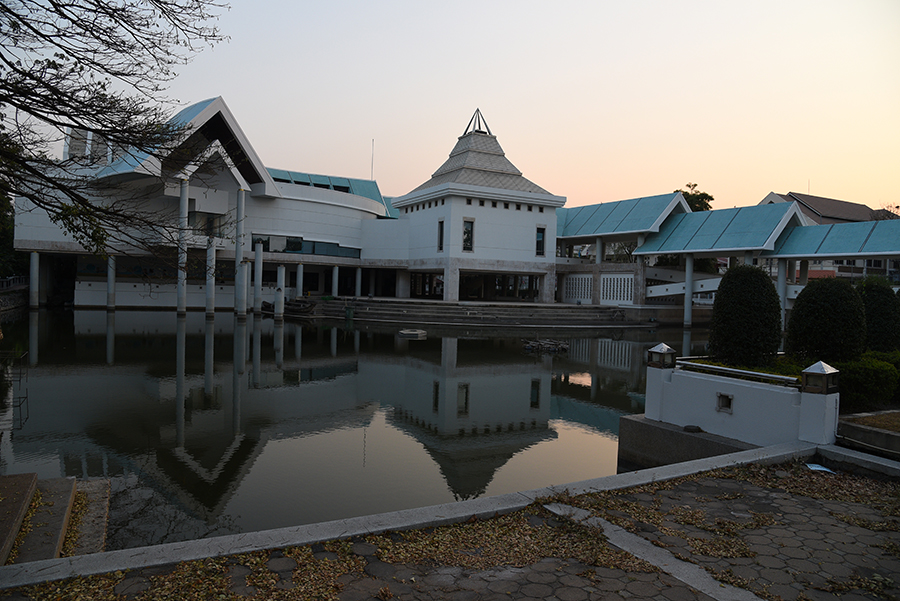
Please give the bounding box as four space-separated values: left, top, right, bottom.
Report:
463 108 492 136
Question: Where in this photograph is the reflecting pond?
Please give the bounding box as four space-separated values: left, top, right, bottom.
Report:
0 310 706 550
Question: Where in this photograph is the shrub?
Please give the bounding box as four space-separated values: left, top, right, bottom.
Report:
863 350 900 404
708 264 782 367
786 277 866 363
835 355 900 413
856 276 900 352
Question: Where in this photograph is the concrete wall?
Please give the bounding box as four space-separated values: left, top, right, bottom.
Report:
644 365 839 447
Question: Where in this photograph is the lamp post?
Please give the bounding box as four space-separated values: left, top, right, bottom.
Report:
647 343 677 369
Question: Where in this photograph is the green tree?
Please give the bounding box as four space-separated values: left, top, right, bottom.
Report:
676 182 713 212
856 276 900 352
786 277 866 363
708 264 782 367
1 0 224 255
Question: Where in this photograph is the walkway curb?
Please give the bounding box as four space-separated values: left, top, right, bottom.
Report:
0 441 824 590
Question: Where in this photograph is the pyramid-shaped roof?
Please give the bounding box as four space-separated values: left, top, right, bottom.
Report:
410 109 551 195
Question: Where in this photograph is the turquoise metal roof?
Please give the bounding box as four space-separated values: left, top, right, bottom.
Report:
763 219 900 258
635 202 797 255
170 98 217 126
265 168 395 217
557 193 682 238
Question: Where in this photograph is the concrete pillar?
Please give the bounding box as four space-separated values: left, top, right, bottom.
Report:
397 270 411 298
205 237 216 316
443 266 458 301
777 258 787 329
234 189 246 312
253 242 263 313
744 251 753 265
331 265 339 296
177 178 188 314
106 255 116 311
294 323 302 362
799 260 809 286
295 264 304 299
787 260 796 283
29 252 39 308
684 254 694 328
539 272 554 303
275 265 285 320
355 267 362 297
235 259 248 317
595 237 603 265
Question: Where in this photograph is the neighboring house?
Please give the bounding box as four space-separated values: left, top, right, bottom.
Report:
758 191 900 283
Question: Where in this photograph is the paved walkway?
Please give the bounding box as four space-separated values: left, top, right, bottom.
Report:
2 444 898 600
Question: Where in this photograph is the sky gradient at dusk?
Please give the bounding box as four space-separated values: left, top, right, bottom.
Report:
166 0 899 211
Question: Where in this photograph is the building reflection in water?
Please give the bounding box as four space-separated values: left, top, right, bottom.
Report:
0 310 704 550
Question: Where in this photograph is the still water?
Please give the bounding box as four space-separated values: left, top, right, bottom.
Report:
0 310 704 550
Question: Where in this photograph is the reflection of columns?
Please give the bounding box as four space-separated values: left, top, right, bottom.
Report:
206 237 216 315
368 271 375 296
177 178 188 314
441 337 458 371
684 254 694 328
331 265 339 297
294 323 302 361
682 329 692 358
107 255 116 311
295 264 304 299
29 252 39 308
176 315 186 448
275 265 285 320
355 267 362 296
274 321 284 369
777 258 787 329
252 313 261 388
232 315 246 437
28 311 38 366
204 315 214 395
106 312 115 365
330 328 338 357
799 260 809 286
234 189 246 314
354 330 360 354
254 242 263 313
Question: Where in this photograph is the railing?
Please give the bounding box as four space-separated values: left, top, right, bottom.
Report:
0 276 28 290
676 360 800 388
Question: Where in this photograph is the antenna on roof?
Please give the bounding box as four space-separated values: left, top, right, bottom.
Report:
464 108 492 136
371 139 374 180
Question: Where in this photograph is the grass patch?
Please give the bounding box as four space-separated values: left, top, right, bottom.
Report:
848 411 900 433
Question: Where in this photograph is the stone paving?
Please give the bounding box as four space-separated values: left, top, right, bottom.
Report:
1 461 898 601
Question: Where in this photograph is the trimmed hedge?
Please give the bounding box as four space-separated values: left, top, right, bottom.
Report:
835 355 900 413
708 264 782 367
856 276 900 352
786 277 866 363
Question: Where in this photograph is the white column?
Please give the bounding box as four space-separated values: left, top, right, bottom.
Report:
234 189 246 313
294 264 304 299
799 260 809 286
744 251 753 265
777 258 787 329
443 266 458 301
683 254 694 328
205 236 216 315
253 241 263 313
355 267 362 297
397 270 411 298
177 178 188 314
595 237 603 264
275 265 285 320
29 252 39 308
331 265 339 296
106 255 116 311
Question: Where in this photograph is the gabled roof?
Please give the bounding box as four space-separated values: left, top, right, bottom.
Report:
410 109 551 195
634 201 805 257
761 219 900 259
762 191 878 224
556 193 690 241
95 96 279 196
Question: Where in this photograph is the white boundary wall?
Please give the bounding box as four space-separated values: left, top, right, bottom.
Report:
644 366 838 447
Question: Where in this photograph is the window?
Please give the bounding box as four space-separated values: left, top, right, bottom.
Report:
504 203 510 209
717 392 733 413
463 220 474 251
539 207 544 213
492 201 497 208
536 227 545 256
516 203 521 211
479 200 485 207
466 198 472 205
437 220 444 252
527 205 533 212
457 384 469 417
